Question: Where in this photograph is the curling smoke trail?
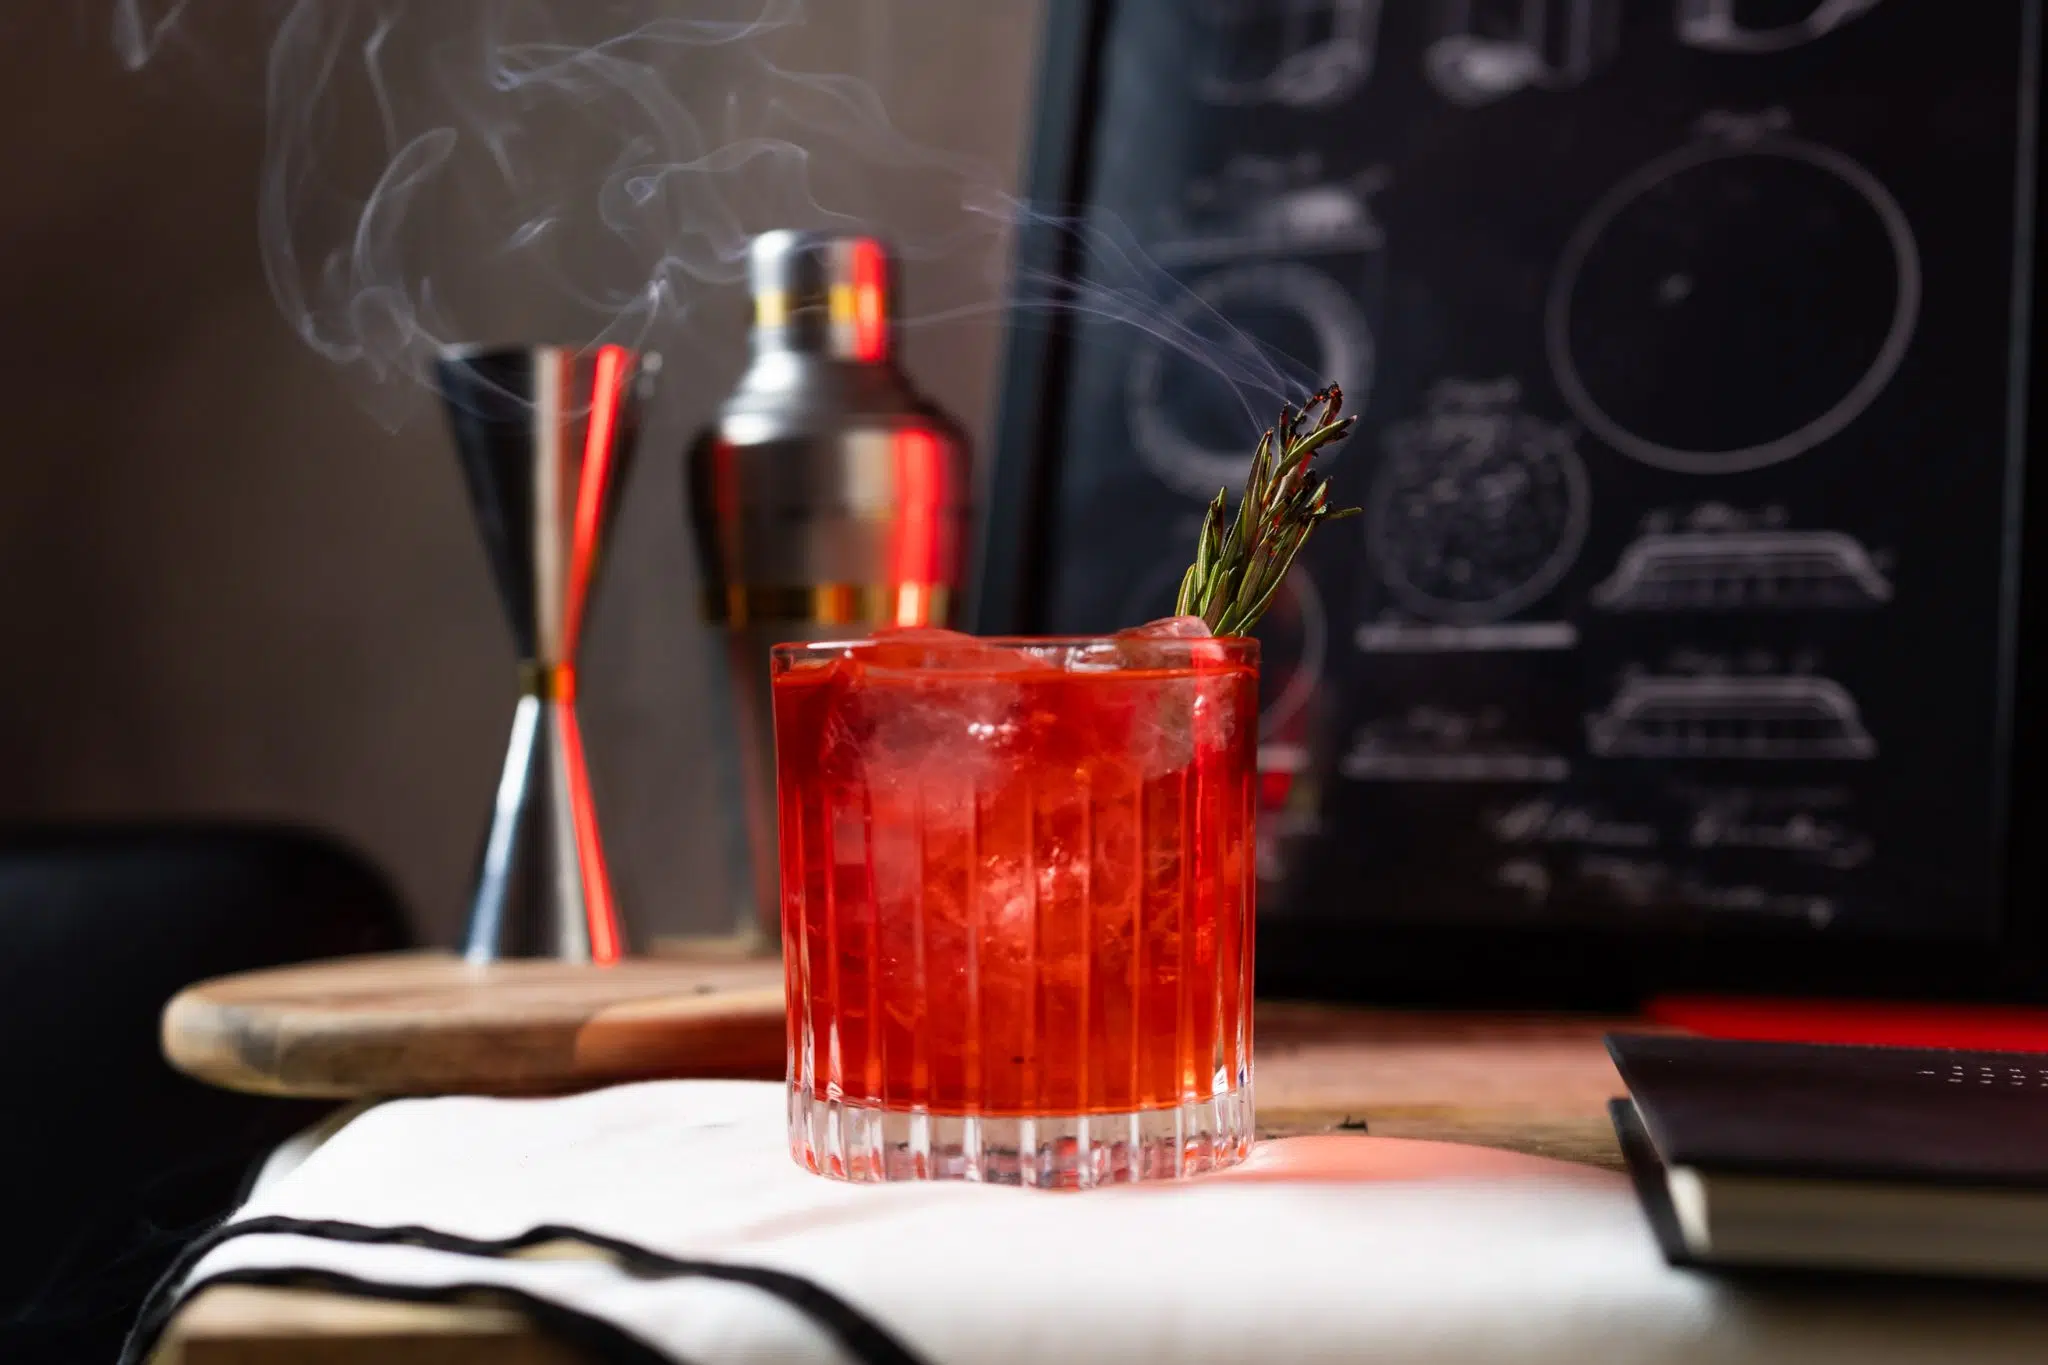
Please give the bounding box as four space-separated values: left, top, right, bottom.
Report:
113 0 1319 433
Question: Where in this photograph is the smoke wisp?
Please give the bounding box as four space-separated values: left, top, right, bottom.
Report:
114 0 1321 433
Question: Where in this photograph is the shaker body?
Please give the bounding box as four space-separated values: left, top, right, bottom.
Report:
687 232 974 944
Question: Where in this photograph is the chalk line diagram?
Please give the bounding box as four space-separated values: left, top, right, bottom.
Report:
1195 0 1383 109
1343 705 1570 782
1425 0 1620 107
1593 526 1893 609
1368 377 1590 627
1675 0 1884 54
1153 156 1387 269
1587 673 1877 759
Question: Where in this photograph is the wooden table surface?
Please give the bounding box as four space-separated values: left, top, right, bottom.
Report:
152 1004 1639 1364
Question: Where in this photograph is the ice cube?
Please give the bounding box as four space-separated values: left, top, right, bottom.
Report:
861 626 980 671
1112 613 1236 678
1116 615 1213 639
862 626 1053 675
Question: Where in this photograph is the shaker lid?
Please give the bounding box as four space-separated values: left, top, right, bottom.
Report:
748 230 896 363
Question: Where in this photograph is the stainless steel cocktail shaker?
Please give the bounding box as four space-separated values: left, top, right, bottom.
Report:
687 231 974 945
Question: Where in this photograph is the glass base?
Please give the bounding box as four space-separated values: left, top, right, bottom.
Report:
788 1085 1254 1186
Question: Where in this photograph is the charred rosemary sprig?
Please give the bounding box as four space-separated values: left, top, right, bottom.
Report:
1174 384 1360 636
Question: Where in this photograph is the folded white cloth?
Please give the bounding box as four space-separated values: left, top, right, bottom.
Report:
135 1081 2048 1364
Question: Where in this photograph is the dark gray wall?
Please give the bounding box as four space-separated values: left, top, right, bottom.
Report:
0 2 1045 945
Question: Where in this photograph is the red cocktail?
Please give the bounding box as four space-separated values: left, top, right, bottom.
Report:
772 631 1257 1185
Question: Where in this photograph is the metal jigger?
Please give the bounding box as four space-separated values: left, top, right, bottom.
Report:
434 343 658 964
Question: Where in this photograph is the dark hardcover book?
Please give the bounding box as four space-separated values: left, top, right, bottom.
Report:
1607 1033 2048 1280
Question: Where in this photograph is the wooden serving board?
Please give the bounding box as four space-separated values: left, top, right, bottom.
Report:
162 950 787 1098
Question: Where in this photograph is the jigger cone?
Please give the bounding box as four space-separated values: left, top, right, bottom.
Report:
435 343 658 964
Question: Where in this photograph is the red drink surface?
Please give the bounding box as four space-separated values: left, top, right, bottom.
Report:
773 639 1257 1118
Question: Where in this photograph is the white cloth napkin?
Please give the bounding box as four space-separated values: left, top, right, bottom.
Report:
136 1080 2048 1364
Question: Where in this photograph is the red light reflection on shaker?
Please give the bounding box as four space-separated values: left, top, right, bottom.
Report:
889 428 947 627
851 239 888 364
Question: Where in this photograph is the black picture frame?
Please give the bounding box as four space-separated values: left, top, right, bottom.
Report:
975 0 2048 1008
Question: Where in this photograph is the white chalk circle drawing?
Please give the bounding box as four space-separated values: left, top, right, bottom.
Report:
1676 0 1884 54
1546 132 1920 475
1369 378 1589 625
1121 557 1328 740
1128 261 1373 500
1195 0 1383 110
